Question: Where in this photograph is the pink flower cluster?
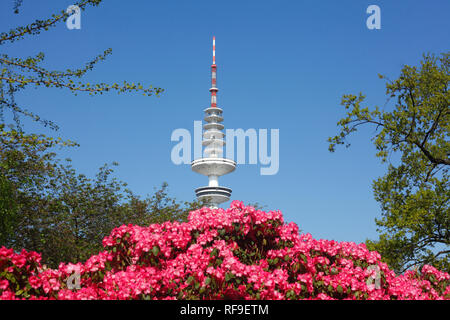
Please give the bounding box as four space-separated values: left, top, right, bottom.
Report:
1 201 449 300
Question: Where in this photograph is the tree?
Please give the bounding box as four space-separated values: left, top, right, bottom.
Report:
1 0 162 130
328 53 449 274
0 125 205 267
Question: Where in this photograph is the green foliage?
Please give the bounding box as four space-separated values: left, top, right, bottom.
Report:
0 125 204 268
329 53 449 273
2 1 103 44
0 173 18 244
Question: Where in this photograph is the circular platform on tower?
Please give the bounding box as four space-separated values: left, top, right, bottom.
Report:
195 186 232 205
191 158 236 176
203 107 223 114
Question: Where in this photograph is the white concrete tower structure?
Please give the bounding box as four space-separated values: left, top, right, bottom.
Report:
191 37 236 208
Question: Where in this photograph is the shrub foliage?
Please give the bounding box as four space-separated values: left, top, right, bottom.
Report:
1 201 449 300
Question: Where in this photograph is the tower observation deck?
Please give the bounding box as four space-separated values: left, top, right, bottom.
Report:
191 37 236 208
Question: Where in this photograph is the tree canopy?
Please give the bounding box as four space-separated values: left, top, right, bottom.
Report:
0 124 205 268
329 53 449 273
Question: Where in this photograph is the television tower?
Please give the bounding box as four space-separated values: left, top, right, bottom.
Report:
191 37 236 208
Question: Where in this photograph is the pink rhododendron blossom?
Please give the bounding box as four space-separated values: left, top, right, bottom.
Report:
0 280 9 290
0 202 449 300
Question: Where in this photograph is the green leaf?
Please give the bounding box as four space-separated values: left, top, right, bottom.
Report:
210 248 218 257
186 276 194 284
225 272 234 282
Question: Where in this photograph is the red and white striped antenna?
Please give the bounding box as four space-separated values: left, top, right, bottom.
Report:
210 36 218 108
212 36 216 65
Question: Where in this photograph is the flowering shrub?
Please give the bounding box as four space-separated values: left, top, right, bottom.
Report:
1 201 449 300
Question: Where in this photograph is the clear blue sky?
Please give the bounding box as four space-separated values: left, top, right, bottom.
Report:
1 0 449 244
